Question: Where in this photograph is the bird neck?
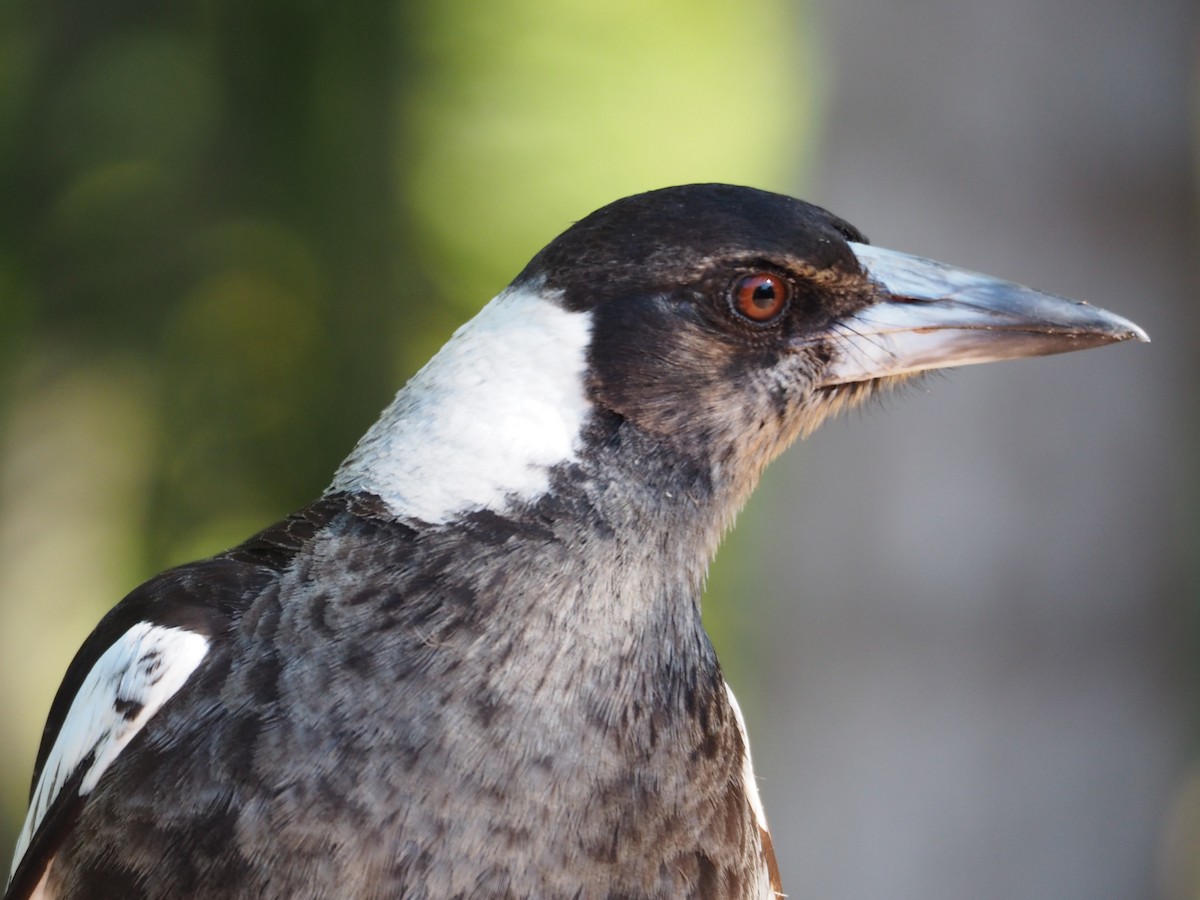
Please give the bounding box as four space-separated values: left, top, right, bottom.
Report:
499 411 733 686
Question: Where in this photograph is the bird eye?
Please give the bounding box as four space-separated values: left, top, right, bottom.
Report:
732 273 789 324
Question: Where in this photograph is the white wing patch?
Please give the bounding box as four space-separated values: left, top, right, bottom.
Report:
725 683 783 899
724 682 769 834
9 623 209 880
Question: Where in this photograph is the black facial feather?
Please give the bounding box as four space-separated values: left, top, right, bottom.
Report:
515 186 884 510
519 183 867 305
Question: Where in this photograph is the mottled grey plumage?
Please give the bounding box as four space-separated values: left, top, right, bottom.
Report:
6 185 1145 900
42 460 766 898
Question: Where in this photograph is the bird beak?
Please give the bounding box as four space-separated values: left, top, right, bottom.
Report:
819 243 1150 386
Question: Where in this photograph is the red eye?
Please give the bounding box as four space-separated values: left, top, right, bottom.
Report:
732 273 789 323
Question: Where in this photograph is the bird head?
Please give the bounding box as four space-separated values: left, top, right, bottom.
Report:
332 184 1146 533
515 184 1146 509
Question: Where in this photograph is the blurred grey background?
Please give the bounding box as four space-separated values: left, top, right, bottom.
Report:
0 1 1194 898
732 1 1197 898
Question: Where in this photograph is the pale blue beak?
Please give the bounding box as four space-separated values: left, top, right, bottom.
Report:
820 243 1149 386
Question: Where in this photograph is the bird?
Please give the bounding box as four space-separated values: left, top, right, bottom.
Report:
4 184 1147 900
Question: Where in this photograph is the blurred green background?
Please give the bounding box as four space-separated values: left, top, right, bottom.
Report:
0 0 814 866
1 1 1195 898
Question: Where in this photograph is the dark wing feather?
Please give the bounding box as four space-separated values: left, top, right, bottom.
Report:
5 497 353 900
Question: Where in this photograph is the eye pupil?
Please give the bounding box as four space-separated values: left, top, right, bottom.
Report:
751 282 776 307
733 273 788 323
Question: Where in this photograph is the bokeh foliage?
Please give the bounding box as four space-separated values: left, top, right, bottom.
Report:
0 0 818 856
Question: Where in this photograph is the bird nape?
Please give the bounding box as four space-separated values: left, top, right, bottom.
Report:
6 184 1146 900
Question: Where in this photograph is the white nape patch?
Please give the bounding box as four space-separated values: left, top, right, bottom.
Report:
328 285 594 524
725 682 769 835
9 623 209 880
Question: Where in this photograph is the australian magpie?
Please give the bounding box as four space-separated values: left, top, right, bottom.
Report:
4 184 1147 899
